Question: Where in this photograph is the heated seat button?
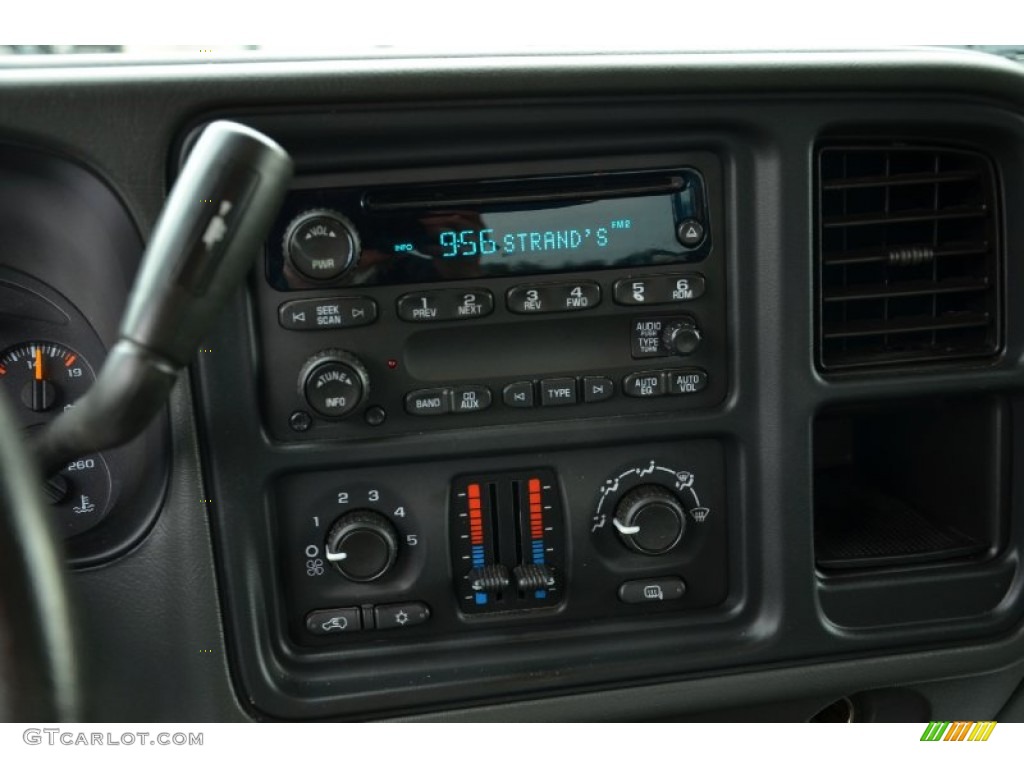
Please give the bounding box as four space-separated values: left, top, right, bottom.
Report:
623 371 666 397
306 607 362 635
503 381 535 408
451 385 492 414
374 602 430 630
618 577 686 604
405 388 450 415
582 376 614 403
540 377 577 406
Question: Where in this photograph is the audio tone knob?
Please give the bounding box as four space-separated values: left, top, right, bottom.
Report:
662 318 702 356
325 510 399 582
613 484 687 555
283 209 360 282
298 350 370 419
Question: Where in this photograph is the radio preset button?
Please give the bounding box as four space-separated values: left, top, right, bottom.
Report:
624 371 666 397
279 296 378 330
540 377 578 406
397 289 494 322
451 385 492 414
613 274 706 306
550 281 601 311
507 281 601 314
405 388 450 416
503 381 535 408
583 376 614 403
667 369 708 395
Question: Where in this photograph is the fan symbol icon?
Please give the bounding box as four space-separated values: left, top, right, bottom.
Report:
306 558 325 576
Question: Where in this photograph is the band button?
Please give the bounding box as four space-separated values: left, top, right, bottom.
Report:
405 389 450 415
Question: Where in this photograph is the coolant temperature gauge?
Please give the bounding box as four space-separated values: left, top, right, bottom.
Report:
0 341 112 537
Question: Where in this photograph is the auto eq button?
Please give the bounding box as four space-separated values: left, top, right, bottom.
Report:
623 371 666 397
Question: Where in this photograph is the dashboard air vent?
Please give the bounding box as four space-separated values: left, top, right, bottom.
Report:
817 146 1000 370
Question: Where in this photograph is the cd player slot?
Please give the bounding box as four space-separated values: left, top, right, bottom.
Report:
405 316 632 382
363 174 687 211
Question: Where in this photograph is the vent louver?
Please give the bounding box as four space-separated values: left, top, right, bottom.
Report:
817 146 1000 370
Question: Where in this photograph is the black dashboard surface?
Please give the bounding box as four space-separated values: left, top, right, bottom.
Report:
3 50 1024 722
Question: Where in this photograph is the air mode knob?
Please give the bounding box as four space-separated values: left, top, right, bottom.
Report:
325 510 399 582
298 350 370 419
613 484 687 555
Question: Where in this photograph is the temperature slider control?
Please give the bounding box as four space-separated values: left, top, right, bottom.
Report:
450 470 564 615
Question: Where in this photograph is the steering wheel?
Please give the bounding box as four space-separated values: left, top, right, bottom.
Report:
0 389 79 721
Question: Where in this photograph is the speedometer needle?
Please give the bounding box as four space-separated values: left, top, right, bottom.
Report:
34 347 43 381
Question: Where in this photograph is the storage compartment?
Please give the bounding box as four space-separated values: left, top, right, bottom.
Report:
814 397 1006 572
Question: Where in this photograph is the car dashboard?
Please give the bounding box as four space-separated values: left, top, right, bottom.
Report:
2 49 1024 722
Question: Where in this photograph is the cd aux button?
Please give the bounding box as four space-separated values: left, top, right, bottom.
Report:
451 385 492 414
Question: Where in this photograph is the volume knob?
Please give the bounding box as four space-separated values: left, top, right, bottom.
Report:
613 484 687 555
283 209 360 282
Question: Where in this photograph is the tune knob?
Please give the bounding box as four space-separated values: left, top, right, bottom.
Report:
662 318 702 356
325 510 399 582
613 484 687 555
298 350 370 419
283 209 360 282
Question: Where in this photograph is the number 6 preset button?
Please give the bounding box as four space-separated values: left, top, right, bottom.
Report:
397 289 493 322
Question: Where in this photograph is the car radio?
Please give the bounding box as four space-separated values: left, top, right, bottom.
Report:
253 161 727 440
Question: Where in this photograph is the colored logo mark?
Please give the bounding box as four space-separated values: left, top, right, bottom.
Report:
920 721 997 741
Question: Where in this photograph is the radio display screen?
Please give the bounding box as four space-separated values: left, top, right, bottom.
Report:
267 169 710 290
